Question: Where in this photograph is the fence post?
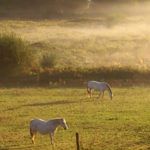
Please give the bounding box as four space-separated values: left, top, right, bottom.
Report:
76 132 80 150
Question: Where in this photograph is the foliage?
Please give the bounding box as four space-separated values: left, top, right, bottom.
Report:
0 0 90 16
0 33 34 75
35 66 150 86
93 0 149 3
0 15 150 82
0 0 149 19
40 52 57 69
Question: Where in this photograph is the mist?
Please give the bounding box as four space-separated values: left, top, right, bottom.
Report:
0 0 150 69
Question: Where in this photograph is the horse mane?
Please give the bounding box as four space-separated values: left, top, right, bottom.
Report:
48 118 64 123
106 83 112 95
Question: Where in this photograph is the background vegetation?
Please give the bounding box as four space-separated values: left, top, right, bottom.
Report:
0 33 36 76
0 0 150 19
0 0 150 85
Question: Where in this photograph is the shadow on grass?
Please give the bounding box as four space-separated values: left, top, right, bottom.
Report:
6 100 78 111
2 143 53 150
23 100 78 107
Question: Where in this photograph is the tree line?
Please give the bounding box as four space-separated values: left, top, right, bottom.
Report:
0 0 148 12
0 0 149 18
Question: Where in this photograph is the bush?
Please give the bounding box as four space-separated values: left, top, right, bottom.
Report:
0 33 34 75
40 52 57 68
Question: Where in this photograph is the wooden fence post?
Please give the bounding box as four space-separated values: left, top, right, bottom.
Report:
76 132 80 150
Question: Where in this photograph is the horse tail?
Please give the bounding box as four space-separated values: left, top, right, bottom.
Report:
30 120 34 136
30 127 33 136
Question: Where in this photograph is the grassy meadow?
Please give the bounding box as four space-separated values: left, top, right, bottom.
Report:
0 1 150 150
0 87 150 150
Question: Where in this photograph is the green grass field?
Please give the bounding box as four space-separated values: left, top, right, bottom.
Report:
0 87 150 150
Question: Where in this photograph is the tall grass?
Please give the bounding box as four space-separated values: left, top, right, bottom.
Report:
40 52 57 69
0 33 35 76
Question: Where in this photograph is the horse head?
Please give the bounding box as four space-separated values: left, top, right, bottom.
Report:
60 118 68 130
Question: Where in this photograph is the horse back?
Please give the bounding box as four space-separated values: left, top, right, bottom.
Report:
30 119 49 134
30 119 47 128
88 81 102 89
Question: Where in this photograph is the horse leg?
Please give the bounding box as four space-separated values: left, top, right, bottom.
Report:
89 89 92 98
87 87 92 98
30 128 36 144
32 134 36 144
99 91 101 98
101 91 104 99
87 87 91 97
99 91 104 99
50 132 54 145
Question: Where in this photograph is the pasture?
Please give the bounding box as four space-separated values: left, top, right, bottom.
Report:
0 86 150 150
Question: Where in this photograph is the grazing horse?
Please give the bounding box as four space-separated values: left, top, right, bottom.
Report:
30 118 68 145
87 81 113 99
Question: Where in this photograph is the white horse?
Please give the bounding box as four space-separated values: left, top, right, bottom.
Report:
30 118 68 145
87 81 113 99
